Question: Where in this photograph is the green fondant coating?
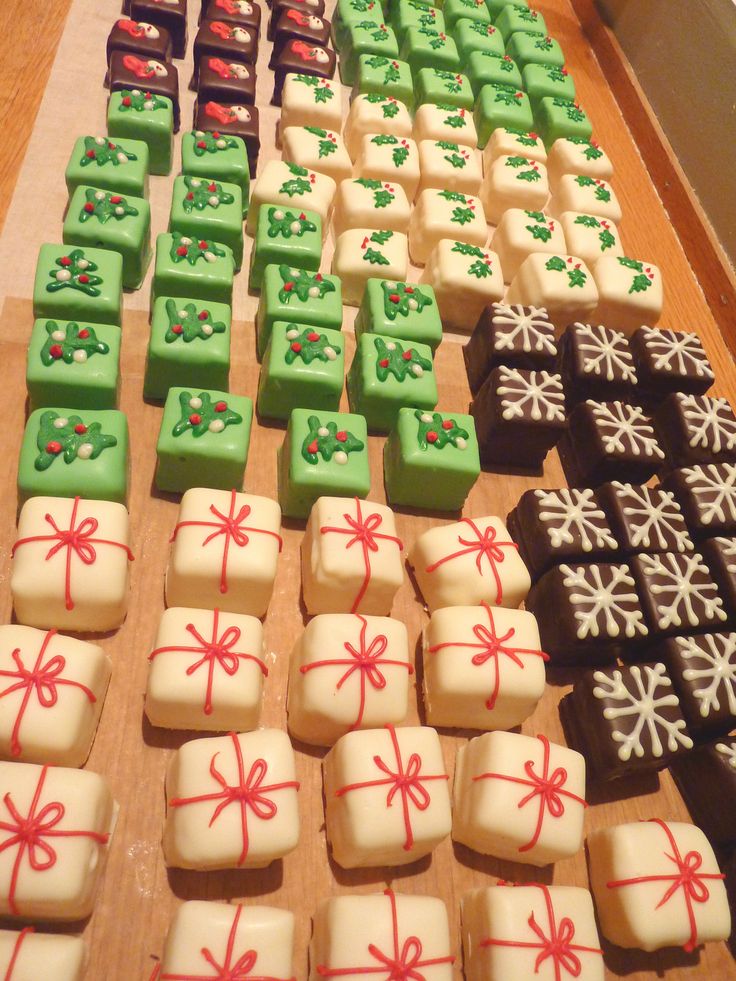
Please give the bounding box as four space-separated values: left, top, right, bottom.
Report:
107 90 174 176
443 0 489 31
26 320 120 411
354 278 442 351
249 205 322 292
486 0 528 18
494 4 546 42
169 176 244 271
65 135 149 199
474 82 534 148
255 264 342 361
522 62 575 112
333 0 383 49
152 233 235 307
505 31 564 70
454 18 504 60
341 20 400 86
33 244 123 326
354 55 415 111
467 51 522 96
392 1 445 44
257 323 344 421
181 131 250 216
400 26 460 75
414 68 474 110
534 96 593 147
171 390 242 438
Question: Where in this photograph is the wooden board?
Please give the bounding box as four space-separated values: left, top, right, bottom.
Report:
0 0 735 979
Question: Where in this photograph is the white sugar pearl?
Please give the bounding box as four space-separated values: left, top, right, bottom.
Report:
209 419 225 433
289 221 301 233
412 365 423 377
455 437 467 450
53 417 68 429
190 179 201 187
94 190 106 201
51 330 66 341
202 324 213 336
216 139 227 149
317 427 329 437
286 329 299 339
385 281 397 289
180 236 192 245
274 210 285 220
76 259 89 269
334 450 348 465
144 100 154 110
308 286 319 298
195 129 205 138
290 267 300 276
117 152 128 164
204 251 216 263
178 309 188 318
114 206 125 215
132 88 142 96
77 443 94 459
95 136 106 145
55 269 72 282
386 342 396 351
189 397 203 410
408 298 418 311
420 413 434 423
208 196 220 207
324 347 336 360
73 350 88 363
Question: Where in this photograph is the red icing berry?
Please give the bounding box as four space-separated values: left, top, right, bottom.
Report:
212 131 221 138
306 331 320 342
110 195 122 204
59 256 72 266
74 424 87 435
214 401 227 412
402 350 412 361
172 323 183 334
379 358 389 368
208 182 217 191
122 96 132 106
199 240 209 249
189 413 202 425
186 192 195 200
307 439 319 454
78 329 89 339
86 149 96 159
405 287 414 294
389 293 400 304
426 431 438 443
46 441 62 455
198 310 209 320
83 203 94 213
107 142 115 149
336 431 347 442
315 273 323 281
283 281 294 292
176 245 188 256
299 212 306 220
78 274 90 284
197 140 207 149
49 344 63 359
290 342 302 353
442 419 453 430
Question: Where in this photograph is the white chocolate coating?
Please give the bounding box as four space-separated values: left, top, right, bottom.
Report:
417 140 483 197
479 154 549 226
282 125 352 184
331 228 409 306
246 160 336 236
546 137 613 189
280 73 342 133
483 127 548 168
592 254 663 332
332 178 411 239
491 208 567 282
344 95 413 161
420 239 504 331
413 103 478 150
409 189 488 265
558 212 622 268
354 133 420 202
550 173 622 223
506 253 598 330
0 929 85 980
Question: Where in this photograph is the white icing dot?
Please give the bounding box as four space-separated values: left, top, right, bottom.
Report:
132 89 142 96
51 330 65 341
76 258 89 269
73 350 88 363
324 347 336 360
53 417 68 429
189 397 203 409
274 210 285 220
308 286 320 297
386 342 396 351
55 269 72 282
180 236 192 245
286 329 299 339
334 450 348 465
456 437 467 450
412 364 423 377
195 130 205 138
202 324 213 336
144 100 154 111
190 179 202 187
290 267 300 276
95 136 106 145
77 443 94 459
290 221 301 233
94 190 106 201
420 412 434 423
178 309 188 318
116 152 128 164
216 138 227 149
317 427 329 437
208 195 220 207
114 206 125 215
408 298 418 311
204 251 216 263
384 281 397 289
208 419 225 433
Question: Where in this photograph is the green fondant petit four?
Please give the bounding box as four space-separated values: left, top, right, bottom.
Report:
26 319 121 411
65 135 149 200
494 4 545 42
181 130 250 218
257 322 344 421
486 0 528 18
168 176 244 270
354 278 442 351
354 55 415 111
341 20 400 86
400 27 460 75
107 89 174 177
333 0 383 50
255 264 342 361
151 232 235 307
443 0 489 30
467 51 522 97
506 31 564 70
33 244 123 327
249 205 322 292
474 82 534 148
392 1 445 43
454 19 504 60
535 97 593 148
523 63 575 113
414 68 474 110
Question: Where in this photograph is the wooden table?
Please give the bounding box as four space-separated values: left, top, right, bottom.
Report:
0 1 735 980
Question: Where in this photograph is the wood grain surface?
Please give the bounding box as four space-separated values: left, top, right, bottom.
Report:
0 0 735 979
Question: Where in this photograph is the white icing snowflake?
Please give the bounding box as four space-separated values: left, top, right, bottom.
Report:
535 488 617 551
677 633 736 718
587 400 664 459
638 552 726 630
712 536 736 574
679 393 736 454
716 741 736 769
609 481 692 552
491 303 555 356
682 463 736 526
639 325 714 379
561 563 647 640
593 663 693 761
573 323 637 383
497 368 565 422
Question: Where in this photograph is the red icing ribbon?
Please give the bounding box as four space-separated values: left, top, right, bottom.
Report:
158 904 297 981
334 724 448 852
168 732 299 866
317 888 454 979
205 101 238 125
319 498 403 614
12 496 134 612
424 518 518 605
149 609 268 716
208 56 238 79
122 53 158 78
472 734 587 853
170 489 283 595
299 615 413 730
427 602 548 711
210 20 235 39
0 629 96 757
0 765 109 916
291 39 319 61
480 882 602 981
3 926 34 980
217 0 241 12
118 18 146 38
286 8 310 25
606 817 725 953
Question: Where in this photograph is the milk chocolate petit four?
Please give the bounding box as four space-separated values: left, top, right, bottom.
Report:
655 392 736 468
332 178 411 238
454 19 503 61
107 88 174 176
193 20 258 78
181 130 250 216
551 173 621 223
257 322 343 420
671 739 736 845
247 160 336 237
344 94 412 160
280 72 341 132
288 614 411 745
193 99 260 174
631 325 714 404
415 69 474 112
409 515 530 611
409 189 488 266
33 244 123 328
592 255 663 332
152 232 235 307
341 21 399 86
249 206 322 292
0 929 85 981
165 489 281 616
271 8 331 64
255 265 341 360
412 102 478 150
312 891 454 979
417 140 483 198
526 562 648 665
65 134 149 200
323 724 451 867
479 154 549 226
146 607 266 731
454 731 587 865
558 322 637 406
558 212 622 269
26 318 121 411
281 125 351 183
663 462 736 537
420 241 504 331
562 662 692 776
354 278 442 352
158 902 294 981
655 631 736 737
0 761 114 919
423 604 547 730
0 625 110 766
11 496 132 633
596 481 693 554
471 366 566 470
354 133 420 201
354 55 414 112
204 0 262 30
546 136 613 187
301 497 404 614
164 729 299 869
536 98 593 149
557 400 664 488
505 253 598 330
154 388 253 494
107 51 180 130
333 229 409 307
272 40 336 105
129 0 187 57
701 535 736 617
506 30 565 70
461 883 604 981
490 209 566 283
474 84 534 150
494 4 546 41
107 18 173 64
464 303 556 395
630 551 727 637
587 819 730 951
169 175 244 270
507 487 619 581
194 56 257 107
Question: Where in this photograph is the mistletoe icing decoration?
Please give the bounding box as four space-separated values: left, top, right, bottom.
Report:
182 176 235 212
293 74 334 103
451 241 493 279
34 410 117 471
381 281 433 320
46 250 102 297
118 88 167 112
439 191 476 226
507 128 540 148
191 129 240 155
355 178 395 209
421 29 448 51
305 126 339 158
415 410 469 450
164 300 226 344
524 211 555 243
266 207 317 239
574 174 611 203
78 189 138 224
364 55 401 84
170 233 227 265
365 93 400 118
518 8 539 22
534 35 555 51
567 136 604 161
301 416 364 465
172 391 242 438
545 255 587 288
278 162 316 197
554 98 586 122
80 135 137 167
355 19 390 40
438 104 467 129
277 265 335 304
506 156 542 182
546 65 569 84
618 256 655 294
493 85 524 106
284 326 340 365
40 321 109 366
436 141 468 169
573 214 616 251
361 230 394 265
374 337 432 383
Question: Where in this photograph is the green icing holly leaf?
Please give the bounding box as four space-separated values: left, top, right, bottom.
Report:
451 242 485 257
438 190 467 203
516 168 542 182
80 135 137 167
526 223 552 242
164 300 226 344
279 177 313 197
567 266 587 288
284 326 341 365
370 230 393 245
582 144 603 160
278 266 335 304
46 250 102 296
301 416 364 464
35 410 117 471
170 233 227 265
356 178 395 208
78 188 138 225
381 281 433 320
534 35 554 51
525 210 546 222
574 214 601 229
451 206 474 225
618 257 654 294
191 130 239 155
618 256 643 270
363 248 390 265
494 86 523 106
371 134 398 146
365 55 389 68
468 259 493 278
545 256 567 273
293 75 335 103
266 207 317 239
594 184 611 203
40 321 109 366
392 146 409 167
415 410 468 450
599 228 616 251
172 391 242 438
182 176 235 213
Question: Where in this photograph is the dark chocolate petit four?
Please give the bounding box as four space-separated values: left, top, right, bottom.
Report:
654 631 736 738
108 51 180 130
630 325 714 405
558 321 637 406
525 561 648 665
107 18 173 64
654 392 736 469
194 99 260 174
470 365 566 471
596 481 693 555
663 462 736 538
701 536 736 619
507 487 619 582
271 40 336 105
193 21 258 87
671 738 736 845
562 661 693 780
557 399 664 488
202 0 262 34
130 0 188 58
272 0 326 24
194 57 256 105
630 551 727 638
270 8 331 64
463 302 557 396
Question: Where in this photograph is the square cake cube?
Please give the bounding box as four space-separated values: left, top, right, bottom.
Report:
288 613 411 745
444 0 489 30
257 322 344 420
332 229 409 307
323 724 451 866
64 134 149 199
130 0 187 56
630 551 727 637
26 318 121 411
479 153 549 224
484 126 548 166
0 929 85 980
506 253 598 329
334 0 379 49
392 2 445 45
412 102 478 149
631 326 714 404
663 463 736 537
654 393 736 468
474 83 534 150
281 125 352 183
551 173 621 223
354 278 442 352
547 136 613 188
463 302 557 394
181 130 250 216
400 27 460 76
672 738 736 845
420 240 504 331
280 72 342 131
505 30 565 70
354 54 415 110
467 52 523 99
559 212 622 268
414 69 474 110
107 89 173 176
332 179 411 238
164 729 299 869
596 481 693 555
168 175 244 270
194 55 257 110
417 140 483 197
33 245 123 327
494 4 546 41
592 254 663 331
152 232 235 307
523 62 575 113
344 94 413 160
341 21 399 86
535 98 593 148
255 264 342 359
192 101 259 175
246 160 336 235
249 206 322 293
656 631 736 738
490 208 566 282
106 52 180 132
354 133 420 201
558 321 637 405
454 19 504 60
409 189 487 265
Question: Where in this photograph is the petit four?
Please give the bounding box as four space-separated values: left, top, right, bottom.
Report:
400 27 460 77
551 173 621 223
257 322 344 420
546 136 614 187
656 630 736 738
630 326 714 403
536 98 593 149
271 9 331 64
281 125 352 183
168 175 244 270
33 245 123 328
672 739 736 844
630 550 727 637
702 535 736 618
490 208 566 282
479 153 549 225
558 212 622 268
273 41 336 105
195 56 257 107
181 130 250 216
663 462 736 537
354 55 414 111
414 68 474 111
332 229 409 307
246 160 336 236
107 51 180 131
106 18 173 64
193 100 260 176
255 264 342 360
463 302 557 394
107 88 174 176
596 481 693 554
467 52 523 99
412 102 478 150
484 127 548 166
505 30 565 70
193 20 258 76
417 140 483 197
354 278 443 352
249 206 322 292
505 253 598 329
332 178 411 238
558 321 637 405
392 1 445 45
474 83 534 150
333 0 378 48
444 0 489 30
354 133 420 201
420 240 504 331
0 929 85 981
592 255 663 331
280 72 341 131
454 19 504 61
344 94 413 160
340 21 399 86
152 232 235 307
130 0 187 57
494 5 546 42
26 318 121 411
655 392 736 468
523 62 576 114
409 189 488 265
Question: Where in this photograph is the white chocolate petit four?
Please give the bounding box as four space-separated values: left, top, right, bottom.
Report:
163 729 299 870
551 173 622 224
506 253 598 330
461 883 604 981
409 515 531 612
323 724 451 867
246 159 336 236
165 488 282 619
453 731 587 865
158 901 294 981
288 614 412 746
11 495 133 633
354 133 421 202
546 137 613 189
280 73 342 134
417 140 483 197
332 178 411 239
479 154 549 226
490 208 567 282
281 125 352 184
483 127 548 168
423 604 547 730
332 228 409 306
0 761 115 920
592 255 663 332
145 607 266 732
558 212 622 269
420 239 504 331
311 890 454 981
413 102 478 149
344 94 413 161
0 625 110 767
587 819 731 952
409 188 488 265
0 928 85 980
301 496 404 615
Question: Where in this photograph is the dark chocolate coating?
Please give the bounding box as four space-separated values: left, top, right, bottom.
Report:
193 19 258 76
629 551 728 639
202 0 262 32
106 18 173 64
108 51 180 130
630 325 714 406
654 392 736 470
557 321 637 408
506 486 619 582
193 99 260 174
463 303 557 396
130 0 188 58
671 738 736 844
662 462 736 539
194 56 257 105
270 8 331 64
269 0 326 38
701 536 736 620
596 481 693 555
271 39 336 105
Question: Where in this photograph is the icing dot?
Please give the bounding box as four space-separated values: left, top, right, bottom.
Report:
77 443 94 459
290 221 301 233
204 251 216 262
334 450 348 465
209 419 225 432
115 206 125 215
95 136 106 145
386 342 396 351
324 347 336 360
189 397 203 409
51 330 66 341
195 130 205 137
132 89 142 96
216 139 227 148
420 412 434 423
55 269 72 282
178 309 188 318
384 281 397 289
408 299 418 310
94 190 106 201
308 286 320 297
76 258 89 269
317 427 329 437
190 179 201 187
286 329 299 339
53 417 68 429
412 365 423 376
455 437 467 450
274 210 285 220
202 324 213 335
180 236 192 245
208 195 220 207
144 100 154 110
290 268 300 276
73 350 88 363
117 152 128 164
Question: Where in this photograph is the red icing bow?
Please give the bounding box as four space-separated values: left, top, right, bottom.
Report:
217 0 242 12
3 926 35 979
291 39 319 60
210 20 236 40
209 57 239 79
118 18 146 38
122 53 158 78
286 8 310 24
205 100 238 125
425 517 518 605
